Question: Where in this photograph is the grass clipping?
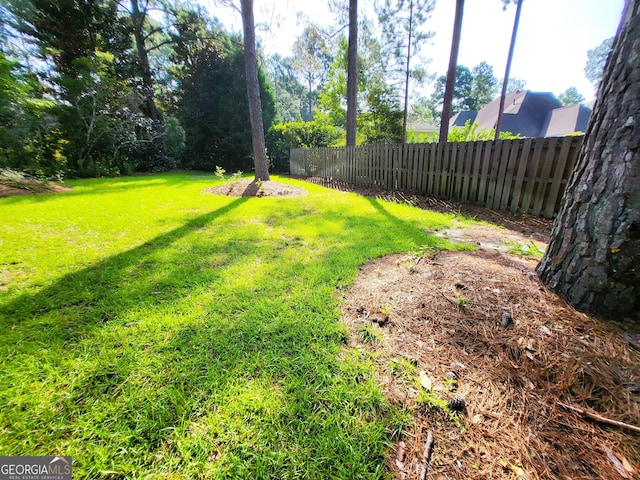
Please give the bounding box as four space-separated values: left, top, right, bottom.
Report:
342 249 639 480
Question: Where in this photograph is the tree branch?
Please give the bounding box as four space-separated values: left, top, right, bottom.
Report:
558 401 640 434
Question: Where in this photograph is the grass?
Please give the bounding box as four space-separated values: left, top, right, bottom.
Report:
502 239 545 258
0 172 475 478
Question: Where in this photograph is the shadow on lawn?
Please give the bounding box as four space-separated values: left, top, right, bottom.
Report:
0 192 451 477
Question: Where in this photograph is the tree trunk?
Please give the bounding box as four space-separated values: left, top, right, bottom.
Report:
130 0 161 124
439 0 464 142
346 0 358 147
494 0 523 141
240 0 270 181
537 0 640 321
401 0 413 144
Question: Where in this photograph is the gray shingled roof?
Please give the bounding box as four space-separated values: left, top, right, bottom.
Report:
447 90 591 137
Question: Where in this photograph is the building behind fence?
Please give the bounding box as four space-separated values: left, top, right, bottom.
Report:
290 136 583 218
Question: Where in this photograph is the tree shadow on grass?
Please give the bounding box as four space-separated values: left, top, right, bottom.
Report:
0 191 456 478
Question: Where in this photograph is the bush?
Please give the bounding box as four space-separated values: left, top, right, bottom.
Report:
266 121 340 171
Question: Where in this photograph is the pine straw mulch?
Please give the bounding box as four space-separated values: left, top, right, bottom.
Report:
202 178 307 197
0 181 70 198
342 250 640 479
296 177 640 479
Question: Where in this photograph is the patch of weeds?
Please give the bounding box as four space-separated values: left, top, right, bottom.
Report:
214 165 226 180
388 357 418 381
408 245 436 260
443 376 458 392
417 390 466 429
358 324 382 344
402 245 437 270
503 239 544 258
254 179 265 197
458 297 468 308
214 165 243 194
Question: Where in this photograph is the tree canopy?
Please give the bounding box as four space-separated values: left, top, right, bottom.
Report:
0 0 277 177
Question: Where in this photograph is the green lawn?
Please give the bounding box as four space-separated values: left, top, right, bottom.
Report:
0 173 472 479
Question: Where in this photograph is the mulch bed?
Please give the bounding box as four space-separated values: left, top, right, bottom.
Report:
202 179 307 198
0 182 70 198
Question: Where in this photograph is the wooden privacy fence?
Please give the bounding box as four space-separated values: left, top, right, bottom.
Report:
290 136 583 218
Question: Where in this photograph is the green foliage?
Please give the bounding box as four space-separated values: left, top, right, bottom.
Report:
176 38 277 172
445 120 520 142
292 24 334 120
430 62 499 118
267 54 307 122
0 52 64 176
163 116 186 158
267 120 340 167
431 65 474 115
558 86 585 106
316 29 403 146
585 37 614 88
503 239 544 258
214 165 226 180
358 81 403 144
358 324 382 344
469 62 499 111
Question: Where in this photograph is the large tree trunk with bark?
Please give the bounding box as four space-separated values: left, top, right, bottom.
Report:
130 0 165 161
346 0 358 147
537 0 640 322
130 0 161 124
240 0 270 181
439 0 464 142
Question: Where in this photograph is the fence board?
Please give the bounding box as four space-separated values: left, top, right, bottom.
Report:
290 135 582 218
499 141 520 211
533 137 559 215
510 138 533 211
492 140 513 209
468 142 483 203
544 136 573 217
486 140 504 209
520 139 546 213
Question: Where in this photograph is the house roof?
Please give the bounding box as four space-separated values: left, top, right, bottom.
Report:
450 110 477 127
410 122 439 133
543 104 591 136
448 90 590 137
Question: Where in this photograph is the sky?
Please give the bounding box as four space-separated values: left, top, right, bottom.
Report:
204 0 625 104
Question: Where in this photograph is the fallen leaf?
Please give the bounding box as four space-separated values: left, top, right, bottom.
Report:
605 447 633 479
621 456 636 475
419 370 433 390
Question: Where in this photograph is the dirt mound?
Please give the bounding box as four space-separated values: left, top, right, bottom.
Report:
203 179 307 197
342 249 640 479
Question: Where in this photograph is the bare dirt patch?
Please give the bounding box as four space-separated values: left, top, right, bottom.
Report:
202 179 307 198
342 249 640 479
